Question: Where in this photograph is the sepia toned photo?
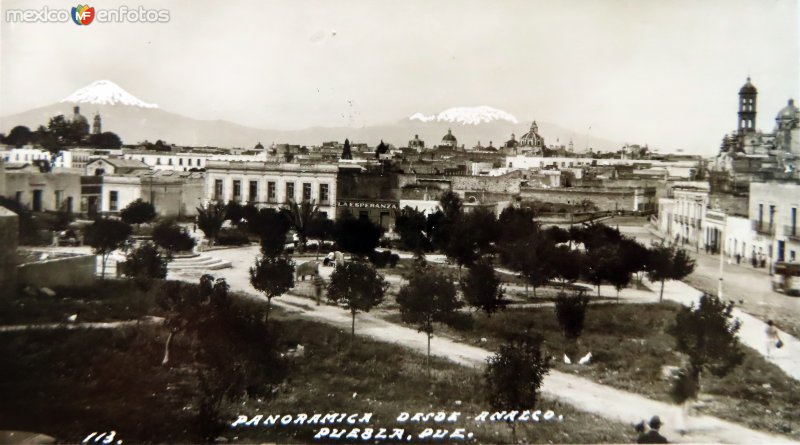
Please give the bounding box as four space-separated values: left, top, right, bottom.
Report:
0 1 798 443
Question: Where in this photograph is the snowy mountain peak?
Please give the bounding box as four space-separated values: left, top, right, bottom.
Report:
60 80 158 109
409 106 518 125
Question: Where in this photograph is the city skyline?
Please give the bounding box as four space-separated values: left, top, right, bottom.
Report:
1 0 799 155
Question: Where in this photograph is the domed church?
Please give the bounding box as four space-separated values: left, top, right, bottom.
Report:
439 129 458 149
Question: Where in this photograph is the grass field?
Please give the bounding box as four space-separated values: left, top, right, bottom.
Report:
385 301 800 439
0 281 634 444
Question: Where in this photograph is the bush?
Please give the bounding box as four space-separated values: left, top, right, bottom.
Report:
216 228 251 246
152 221 196 253
368 250 399 268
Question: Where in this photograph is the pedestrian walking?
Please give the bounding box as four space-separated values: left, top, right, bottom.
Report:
637 416 668 444
765 320 782 358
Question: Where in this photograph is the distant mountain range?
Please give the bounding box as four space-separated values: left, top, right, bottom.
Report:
0 80 624 151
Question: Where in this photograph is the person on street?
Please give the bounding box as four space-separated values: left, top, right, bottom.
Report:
637 416 668 444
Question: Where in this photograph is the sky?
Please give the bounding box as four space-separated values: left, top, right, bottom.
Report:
1 0 798 154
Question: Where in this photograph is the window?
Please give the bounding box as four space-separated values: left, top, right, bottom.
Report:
55 190 63 209
320 184 330 204
268 181 277 203
188 158 192 166
14 191 22 202
792 207 797 235
303 183 312 201
156 158 161 165
285 182 295 202
214 179 223 201
179 158 183 166
769 205 776 228
758 203 763 226
233 180 242 201
249 180 258 203
168 158 173 166
109 191 119 211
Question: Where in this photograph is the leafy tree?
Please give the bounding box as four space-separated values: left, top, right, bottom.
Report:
554 291 590 342
647 245 696 302
88 131 123 149
249 255 295 322
397 269 467 374
120 241 168 289
619 237 650 283
307 213 335 258
438 190 463 220
341 138 352 160
395 206 431 254
284 199 320 253
120 199 156 228
333 216 382 259
152 220 196 254
485 337 551 444
83 218 132 279
669 294 744 402
550 245 586 290
444 207 498 275
584 244 619 297
47 114 87 147
500 235 554 298
327 262 389 339
497 206 538 246
375 140 389 159
460 259 507 316
249 208 291 257
196 202 227 246
3 125 33 147
225 200 245 226
544 226 570 245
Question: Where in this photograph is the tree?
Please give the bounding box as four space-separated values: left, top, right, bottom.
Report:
3 125 33 147
83 218 132 279
249 255 295 322
669 294 744 402
327 262 389 339
120 199 156 228
395 206 431 254
88 131 123 149
120 241 168 289
550 245 586 290
225 200 245 226
196 202 227 246
307 213 335 259
446 207 498 271
251 208 291 257
554 291 590 343
438 190 463 220
485 337 551 444
375 139 389 159
284 199 320 253
500 235 554 298
460 259 507 316
333 216 382 259
152 220 196 255
341 138 352 160
619 237 650 283
497 206 538 247
396 269 467 374
647 245 696 302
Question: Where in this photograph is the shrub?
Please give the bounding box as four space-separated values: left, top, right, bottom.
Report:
216 228 251 246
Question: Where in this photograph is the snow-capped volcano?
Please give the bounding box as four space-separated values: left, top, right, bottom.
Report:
409 106 518 125
60 80 158 109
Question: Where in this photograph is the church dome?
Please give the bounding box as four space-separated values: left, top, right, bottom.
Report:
739 77 757 94
442 129 456 142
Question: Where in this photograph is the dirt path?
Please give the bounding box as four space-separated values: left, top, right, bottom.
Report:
0 316 164 333
170 246 799 444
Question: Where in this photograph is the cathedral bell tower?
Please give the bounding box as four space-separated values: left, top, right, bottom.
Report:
738 77 757 133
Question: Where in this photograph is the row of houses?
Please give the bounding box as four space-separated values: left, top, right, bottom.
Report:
656 180 800 267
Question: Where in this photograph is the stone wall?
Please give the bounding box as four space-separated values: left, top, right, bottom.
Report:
17 254 96 288
519 186 656 212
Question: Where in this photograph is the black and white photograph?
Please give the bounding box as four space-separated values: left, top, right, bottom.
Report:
0 0 798 443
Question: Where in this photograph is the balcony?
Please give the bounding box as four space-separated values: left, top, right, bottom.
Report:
752 220 774 236
785 225 800 241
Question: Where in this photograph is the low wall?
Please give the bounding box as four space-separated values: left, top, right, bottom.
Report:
17 254 97 288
